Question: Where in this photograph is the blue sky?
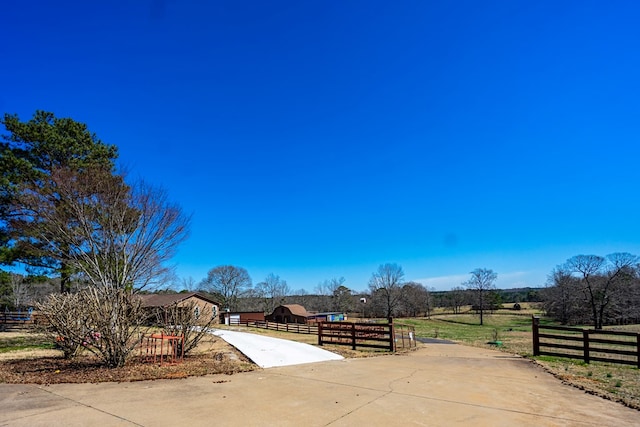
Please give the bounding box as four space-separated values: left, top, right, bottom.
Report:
2 1 640 292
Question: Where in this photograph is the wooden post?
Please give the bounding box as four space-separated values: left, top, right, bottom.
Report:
532 316 540 356
583 330 590 364
636 333 640 369
318 321 323 346
389 317 395 352
351 323 356 350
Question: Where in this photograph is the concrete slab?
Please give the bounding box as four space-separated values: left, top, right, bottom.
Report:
209 328 344 368
1 343 638 426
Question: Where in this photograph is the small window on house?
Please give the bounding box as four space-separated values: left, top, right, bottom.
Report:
212 306 218 319
194 306 200 319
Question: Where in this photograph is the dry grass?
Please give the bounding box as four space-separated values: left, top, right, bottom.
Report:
533 357 640 410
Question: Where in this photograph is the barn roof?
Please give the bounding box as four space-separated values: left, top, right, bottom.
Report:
138 292 219 308
281 304 309 317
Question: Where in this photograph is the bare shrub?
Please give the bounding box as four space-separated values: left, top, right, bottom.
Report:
27 166 189 368
38 287 149 367
36 292 86 358
155 301 217 356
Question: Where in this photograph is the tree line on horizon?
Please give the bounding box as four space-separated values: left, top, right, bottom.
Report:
542 253 640 329
5 248 638 332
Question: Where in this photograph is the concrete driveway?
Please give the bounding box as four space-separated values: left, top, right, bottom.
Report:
1 343 637 426
210 328 343 367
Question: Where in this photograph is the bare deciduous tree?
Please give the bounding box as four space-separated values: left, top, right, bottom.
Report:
31 167 190 367
400 282 432 317
447 286 467 314
201 265 252 311
24 167 189 291
181 276 199 292
316 277 351 312
368 263 405 318
542 266 584 325
464 268 497 325
564 253 639 329
256 273 290 314
9 273 31 308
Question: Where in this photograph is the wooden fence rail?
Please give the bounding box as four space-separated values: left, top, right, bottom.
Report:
228 318 416 351
532 316 640 368
228 319 318 335
318 319 416 352
1 308 37 331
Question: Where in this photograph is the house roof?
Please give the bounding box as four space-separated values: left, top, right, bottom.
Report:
138 292 219 308
280 304 309 317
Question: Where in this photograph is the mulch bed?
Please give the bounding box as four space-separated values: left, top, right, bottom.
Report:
0 352 255 385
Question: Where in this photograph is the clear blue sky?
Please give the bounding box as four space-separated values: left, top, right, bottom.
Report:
2 1 640 292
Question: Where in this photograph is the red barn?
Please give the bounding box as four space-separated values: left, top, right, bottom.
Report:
266 304 309 324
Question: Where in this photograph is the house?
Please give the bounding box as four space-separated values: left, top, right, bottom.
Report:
138 292 220 325
266 304 309 324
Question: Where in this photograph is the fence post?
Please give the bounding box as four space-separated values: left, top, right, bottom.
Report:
583 330 590 364
351 323 356 350
318 321 323 346
636 333 640 369
532 316 540 356
389 317 395 352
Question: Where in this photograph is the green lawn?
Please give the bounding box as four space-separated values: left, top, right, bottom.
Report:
0 333 55 353
397 311 551 356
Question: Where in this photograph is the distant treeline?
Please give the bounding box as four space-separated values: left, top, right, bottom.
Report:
1 270 543 319
155 286 544 318
541 254 640 329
